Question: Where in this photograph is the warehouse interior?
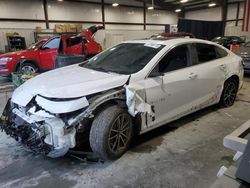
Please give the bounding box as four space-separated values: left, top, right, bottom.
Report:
0 0 250 188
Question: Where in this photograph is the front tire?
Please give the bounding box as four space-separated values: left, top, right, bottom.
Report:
219 79 238 107
18 62 38 73
89 105 133 160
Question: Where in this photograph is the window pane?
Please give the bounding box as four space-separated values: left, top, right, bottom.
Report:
159 45 188 73
43 37 60 49
196 44 217 63
66 36 83 47
216 46 228 58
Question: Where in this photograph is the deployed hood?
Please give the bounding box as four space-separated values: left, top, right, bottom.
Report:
12 64 130 107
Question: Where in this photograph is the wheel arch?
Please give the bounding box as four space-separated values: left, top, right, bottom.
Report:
92 98 125 117
15 58 40 72
225 74 239 88
91 98 142 135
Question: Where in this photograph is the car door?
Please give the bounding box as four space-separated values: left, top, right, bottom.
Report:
143 44 205 128
39 37 61 70
188 43 227 108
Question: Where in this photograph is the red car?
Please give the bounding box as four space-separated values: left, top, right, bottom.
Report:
0 25 103 77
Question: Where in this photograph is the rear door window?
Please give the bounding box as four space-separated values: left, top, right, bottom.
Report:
215 46 228 58
66 36 83 47
192 43 228 65
196 44 217 63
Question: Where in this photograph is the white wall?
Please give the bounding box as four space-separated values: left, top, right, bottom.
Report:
0 0 44 19
238 2 245 19
48 1 102 22
105 6 143 23
0 0 178 52
225 2 250 41
227 4 237 20
225 26 250 42
185 7 222 21
146 9 177 24
95 29 163 49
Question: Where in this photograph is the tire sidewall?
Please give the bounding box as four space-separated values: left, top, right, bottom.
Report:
220 79 238 107
104 110 133 159
19 63 38 73
90 105 134 160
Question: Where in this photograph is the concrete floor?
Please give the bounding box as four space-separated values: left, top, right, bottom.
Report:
0 77 250 188
0 76 12 87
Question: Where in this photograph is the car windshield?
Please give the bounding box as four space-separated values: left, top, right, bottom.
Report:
27 40 45 50
80 43 165 74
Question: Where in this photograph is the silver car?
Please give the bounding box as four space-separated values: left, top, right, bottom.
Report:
236 42 250 74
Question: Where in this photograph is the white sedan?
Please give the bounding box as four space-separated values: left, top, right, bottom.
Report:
0 38 244 160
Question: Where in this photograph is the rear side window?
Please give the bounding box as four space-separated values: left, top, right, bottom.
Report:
66 36 83 47
215 46 228 58
196 44 217 63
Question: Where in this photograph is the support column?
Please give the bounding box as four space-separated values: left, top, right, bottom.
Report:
221 0 228 35
143 1 146 30
101 0 105 29
43 0 49 29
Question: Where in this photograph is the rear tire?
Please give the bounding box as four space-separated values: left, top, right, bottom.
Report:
219 78 238 107
89 105 133 160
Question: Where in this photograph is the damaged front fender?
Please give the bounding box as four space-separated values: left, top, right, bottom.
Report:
125 84 154 117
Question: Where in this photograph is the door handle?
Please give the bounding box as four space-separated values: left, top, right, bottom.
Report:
189 73 198 79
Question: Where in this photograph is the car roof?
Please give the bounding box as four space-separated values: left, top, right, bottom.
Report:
124 38 216 47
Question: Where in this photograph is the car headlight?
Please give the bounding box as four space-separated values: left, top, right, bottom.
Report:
0 57 13 63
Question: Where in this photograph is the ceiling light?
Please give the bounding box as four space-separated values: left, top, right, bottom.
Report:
175 9 182 12
208 3 216 7
180 0 188 3
112 3 119 7
148 0 154 10
58 0 63 2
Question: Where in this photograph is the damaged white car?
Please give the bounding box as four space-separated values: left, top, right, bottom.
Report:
0 38 244 160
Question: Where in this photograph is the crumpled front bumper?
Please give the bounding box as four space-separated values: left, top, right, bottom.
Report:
0 99 76 158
